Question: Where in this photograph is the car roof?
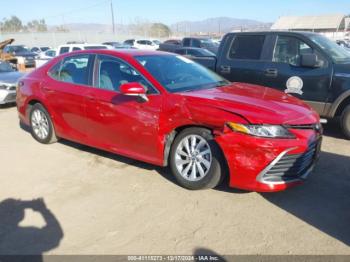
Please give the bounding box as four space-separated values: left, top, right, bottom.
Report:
62 49 172 58
227 30 321 36
58 44 108 47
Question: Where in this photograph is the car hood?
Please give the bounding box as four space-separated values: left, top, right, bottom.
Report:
180 82 319 125
0 71 24 85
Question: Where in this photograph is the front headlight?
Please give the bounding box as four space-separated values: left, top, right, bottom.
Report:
0 83 10 90
227 122 295 139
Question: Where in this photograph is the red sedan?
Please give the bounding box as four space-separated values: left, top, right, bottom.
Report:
16 50 322 192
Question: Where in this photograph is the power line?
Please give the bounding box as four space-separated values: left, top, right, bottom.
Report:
42 0 110 21
111 0 115 34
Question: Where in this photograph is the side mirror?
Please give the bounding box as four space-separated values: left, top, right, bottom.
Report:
300 54 318 68
120 82 148 102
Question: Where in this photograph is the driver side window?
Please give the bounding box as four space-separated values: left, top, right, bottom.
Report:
273 36 326 67
95 55 157 94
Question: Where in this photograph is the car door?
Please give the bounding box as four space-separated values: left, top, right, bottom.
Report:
43 54 94 142
261 34 332 115
84 54 162 163
217 33 269 85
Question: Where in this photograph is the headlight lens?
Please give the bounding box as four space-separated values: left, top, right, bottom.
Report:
0 83 10 90
227 122 295 139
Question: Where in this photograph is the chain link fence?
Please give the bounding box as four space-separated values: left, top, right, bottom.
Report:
0 31 187 48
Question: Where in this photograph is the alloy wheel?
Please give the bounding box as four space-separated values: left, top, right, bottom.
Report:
31 109 49 140
175 135 212 181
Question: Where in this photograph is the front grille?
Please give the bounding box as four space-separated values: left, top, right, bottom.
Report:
262 140 320 183
0 84 16 91
285 124 323 133
4 93 16 102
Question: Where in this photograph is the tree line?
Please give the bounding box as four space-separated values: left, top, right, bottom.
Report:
0 16 48 33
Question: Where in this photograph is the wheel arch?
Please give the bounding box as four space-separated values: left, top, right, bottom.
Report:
162 124 227 168
26 98 53 119
328 90 350 117
335 95 350 117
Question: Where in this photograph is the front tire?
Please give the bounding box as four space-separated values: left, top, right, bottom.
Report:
340 105 350 140
169 128 226 190
29 103 57 144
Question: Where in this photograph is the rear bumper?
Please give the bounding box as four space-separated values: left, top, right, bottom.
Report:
24 59 36 67
0 90 16 105
215 128 322 192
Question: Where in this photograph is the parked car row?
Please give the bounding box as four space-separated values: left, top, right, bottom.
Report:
3 31 350 193
158 37 219 54
0 60 24 104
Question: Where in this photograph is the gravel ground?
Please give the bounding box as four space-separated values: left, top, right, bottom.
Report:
0 105 349 256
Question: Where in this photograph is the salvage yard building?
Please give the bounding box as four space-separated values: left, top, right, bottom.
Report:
271 14 350 39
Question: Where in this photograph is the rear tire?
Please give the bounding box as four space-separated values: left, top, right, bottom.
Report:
29 103 57 144
341 105 350 140
169 127 226 190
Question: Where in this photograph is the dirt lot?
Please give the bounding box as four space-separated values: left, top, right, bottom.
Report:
0 105 349 255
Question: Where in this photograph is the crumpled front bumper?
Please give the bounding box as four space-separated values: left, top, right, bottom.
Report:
215 128 322 192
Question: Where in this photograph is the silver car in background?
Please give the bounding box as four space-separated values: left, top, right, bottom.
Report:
0 61 24 105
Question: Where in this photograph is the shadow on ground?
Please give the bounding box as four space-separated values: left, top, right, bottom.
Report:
262 151 350 246
0 198 63 261
322 119 345 139
0 103 16 109
19 122 350 246
194 248 227 261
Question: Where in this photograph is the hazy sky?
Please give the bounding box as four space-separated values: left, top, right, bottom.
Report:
1 0 349 25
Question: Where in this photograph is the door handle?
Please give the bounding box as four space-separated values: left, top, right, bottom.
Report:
220 65 231 74
265 68 278 78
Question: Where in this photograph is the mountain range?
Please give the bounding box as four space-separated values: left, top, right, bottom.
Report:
170 17 272 33
49 17 272 33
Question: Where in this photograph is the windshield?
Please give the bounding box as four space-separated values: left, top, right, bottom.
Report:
200 39 218 47
0 61 14 72
135 55 229 93
309 34 350 63
41 47 50 52
196 49 215 56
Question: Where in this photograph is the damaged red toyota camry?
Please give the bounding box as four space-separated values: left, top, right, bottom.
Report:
16 50 322 192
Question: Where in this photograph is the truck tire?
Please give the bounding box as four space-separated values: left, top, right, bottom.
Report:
340 104 350 140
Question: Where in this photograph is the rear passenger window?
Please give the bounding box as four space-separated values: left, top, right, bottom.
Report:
72 47 82 51
59 47 70 55
229 35 265 60
183 39 190 47
48 61 62 80
49 55 91 85
192 40 201 48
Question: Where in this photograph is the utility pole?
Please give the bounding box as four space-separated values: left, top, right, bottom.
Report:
111 0 115 34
